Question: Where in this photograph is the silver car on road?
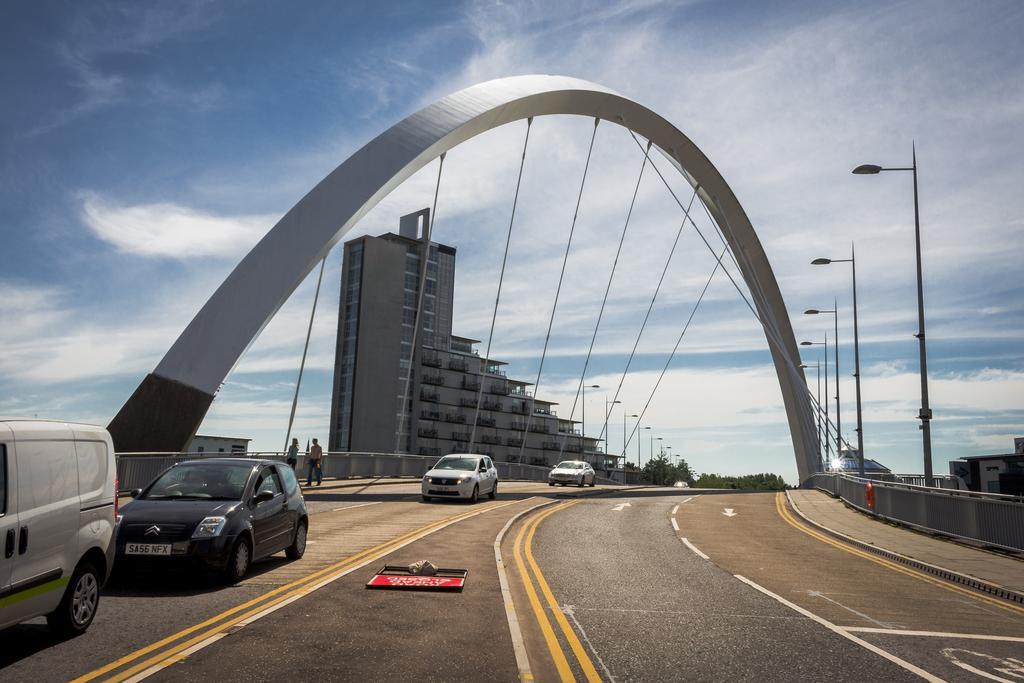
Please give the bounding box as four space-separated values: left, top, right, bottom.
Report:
548 460 596 487
422 454 498 503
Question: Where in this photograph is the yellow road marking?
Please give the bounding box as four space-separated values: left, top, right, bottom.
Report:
76 500 515 682
774 493 1024 618
514 504 577 682
524 503 603 683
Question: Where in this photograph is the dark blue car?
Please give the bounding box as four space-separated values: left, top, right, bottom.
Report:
116 459 308 582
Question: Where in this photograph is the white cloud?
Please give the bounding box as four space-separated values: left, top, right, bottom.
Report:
80 193 277 259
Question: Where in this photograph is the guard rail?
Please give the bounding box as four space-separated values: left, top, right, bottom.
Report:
807 472 1024 552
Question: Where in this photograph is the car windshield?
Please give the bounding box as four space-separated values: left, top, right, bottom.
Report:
144 462 252 500
434 457 479 471
556 462 584 469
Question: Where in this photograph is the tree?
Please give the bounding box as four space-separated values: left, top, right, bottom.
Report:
641 455 696 487
693 472 789 490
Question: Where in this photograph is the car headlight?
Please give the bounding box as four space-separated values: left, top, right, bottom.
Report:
192 516 227 538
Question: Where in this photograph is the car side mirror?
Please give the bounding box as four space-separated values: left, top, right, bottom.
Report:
130 488 142 498
254 490 275 505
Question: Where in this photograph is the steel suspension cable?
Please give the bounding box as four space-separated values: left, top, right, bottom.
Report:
558 139 653 459
623 247 726 456
469 118 533 452
597 188 698 449
283 255 327 453
517 118 601 461
394 153 446 453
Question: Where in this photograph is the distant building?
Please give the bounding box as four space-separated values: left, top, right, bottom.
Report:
328 209 609 468
186 434 250 454
950 438 1024 495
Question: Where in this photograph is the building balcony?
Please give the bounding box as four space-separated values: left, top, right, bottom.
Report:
529 424 551 434
476 416 496 428
461 379 481 391
420 410 441 421
480 434 501 445
417 428 438 438
451 431 471 441
421 354 442 368
459 397 478 407
444 412 467 424
510 421 528 431
542 441 560 450
505 437 524 447
482 399 503 411
420 390 439 402
422 374 445 386
488 383 508 395
447 359 469 372
418 446 440 457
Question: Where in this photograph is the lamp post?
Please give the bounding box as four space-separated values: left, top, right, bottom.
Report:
623 413 638 460
638 426 651 482
604 398 621 457
656 437 664 458
853 149 933 485
804 305 841 459
812 248 864 475
580 383 599 456
801 336 831 462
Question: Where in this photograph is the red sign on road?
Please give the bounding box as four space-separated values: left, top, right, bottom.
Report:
367 575 465 590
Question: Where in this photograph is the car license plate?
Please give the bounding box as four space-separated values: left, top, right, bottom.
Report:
126 543 171 556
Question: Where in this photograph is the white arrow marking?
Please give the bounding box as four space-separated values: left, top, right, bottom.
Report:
722 508 737 517
612 502 632 511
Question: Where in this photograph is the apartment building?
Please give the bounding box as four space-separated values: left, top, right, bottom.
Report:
328 209 609 468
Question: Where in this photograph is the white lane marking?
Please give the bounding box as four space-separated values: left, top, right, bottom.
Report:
722 508 737 517
671 505 679 515
494 497 550 683
734 575 942 682
612 502 632 511
846 628 1024 643
681 537 709 560
671 517 680 531
562 604 618 683
941 648 1024 682
807 590 897 629
332 501 384 512
126 499 523 682
679 496 695 504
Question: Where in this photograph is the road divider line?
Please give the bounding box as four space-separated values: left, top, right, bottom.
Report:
495 497 552 683
671 505 679 515
524 502 603 683
671 517 679 531
513 504 576 682
681 538 709 560
842 627 1024 642
76 499 519 683
774 493 1024 617
332 501 383 512
734 574 942 682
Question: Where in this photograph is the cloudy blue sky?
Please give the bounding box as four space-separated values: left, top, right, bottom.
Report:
2 0 1022 483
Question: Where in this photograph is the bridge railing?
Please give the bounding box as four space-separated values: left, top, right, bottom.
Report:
807 472 1024 552
116 451 622 490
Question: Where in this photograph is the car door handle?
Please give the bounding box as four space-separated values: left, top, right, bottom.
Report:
4 529 13 559
18 526 28 555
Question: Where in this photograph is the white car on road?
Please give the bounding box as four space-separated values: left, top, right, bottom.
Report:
422 454 498 503
548 460 596 487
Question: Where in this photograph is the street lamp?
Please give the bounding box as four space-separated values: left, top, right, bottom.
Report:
813 248 864 475
656 437 664 458
580 383 600 454
801 337 831 462
805 304 841 459
604 398 621 457
638 426 651 480
853 148 933 484
623 413 638 461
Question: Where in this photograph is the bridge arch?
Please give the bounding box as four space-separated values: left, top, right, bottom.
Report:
109 75 818 480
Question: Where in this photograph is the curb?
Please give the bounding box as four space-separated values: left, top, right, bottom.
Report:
785 491 1024 606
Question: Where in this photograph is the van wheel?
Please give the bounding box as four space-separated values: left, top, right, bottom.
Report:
286 520 308 560
224 536 252 583
48 561 100 637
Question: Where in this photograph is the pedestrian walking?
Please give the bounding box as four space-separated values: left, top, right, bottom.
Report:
286 438 299 470
307 438 323 486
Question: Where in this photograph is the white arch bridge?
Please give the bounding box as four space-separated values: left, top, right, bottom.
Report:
108 75 823 482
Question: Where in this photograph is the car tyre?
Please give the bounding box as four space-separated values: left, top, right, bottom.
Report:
286 520 307 560
422 495 431 502
488 481 497 500
468 484 479 504
47 560 100 637
578 479 585 488
224 536 252 583
548 482 555 486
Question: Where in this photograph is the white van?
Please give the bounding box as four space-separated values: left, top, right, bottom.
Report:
0 419 117 635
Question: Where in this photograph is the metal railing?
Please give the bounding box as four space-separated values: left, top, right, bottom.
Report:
116 451 621 491
807 472 1024 552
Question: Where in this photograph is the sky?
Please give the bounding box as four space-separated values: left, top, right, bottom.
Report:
2 0 1022 484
